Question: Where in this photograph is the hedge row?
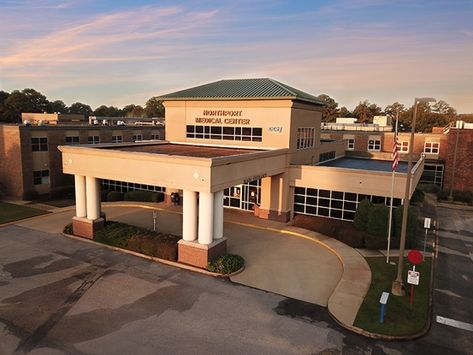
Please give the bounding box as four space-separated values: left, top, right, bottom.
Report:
437 189 473 204
101 190 165 203
65 221 179 261
353 199 417 249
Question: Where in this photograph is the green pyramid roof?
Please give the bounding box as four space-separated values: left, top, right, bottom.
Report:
156 78 325 106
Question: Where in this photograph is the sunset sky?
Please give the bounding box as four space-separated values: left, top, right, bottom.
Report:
1 0 472 113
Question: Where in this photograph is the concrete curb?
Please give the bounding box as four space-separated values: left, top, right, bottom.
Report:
328 254 435 340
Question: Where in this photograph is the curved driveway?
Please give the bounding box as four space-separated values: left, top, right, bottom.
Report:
14 203 368 324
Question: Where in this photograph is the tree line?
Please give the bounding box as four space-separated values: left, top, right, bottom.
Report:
0 88 164 123
0 88 471 133
317 94 472 133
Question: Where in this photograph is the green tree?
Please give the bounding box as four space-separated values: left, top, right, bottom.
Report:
317 94 339 122
3 88 49 123
68 102 92 116
93 105 122 117
0 91 10 121
48 100 67 113
399 100 456 133
353 100 382 123
353 100 371 123
144 97 164 118
122 104 145 118
338 106 354 118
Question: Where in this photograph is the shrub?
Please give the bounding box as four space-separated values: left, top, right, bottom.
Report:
366 204 389 238
101 189 109 202
207 254 245 274
393 205 417 248
437 190 449 201
452 190 473 204
354 199 372 231
411 189 425 204
364 232 387 250
417 183 440 194
63 223 73 234
127 234 178 261
335 226 364 248
107 191 124 201
124 190 164 202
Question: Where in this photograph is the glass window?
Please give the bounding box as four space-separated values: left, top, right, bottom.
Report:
87 136 100 144
112 135 122 143
424 142 439 154
399 141 409 153
347 138 355 150
65 136 79 145
368 139 381 151
297 127 315 150
33 170 49 185
32 137 48 151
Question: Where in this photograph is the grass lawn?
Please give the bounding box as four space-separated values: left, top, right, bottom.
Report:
354 256 432 336
0 201 49 224
41 199 75 208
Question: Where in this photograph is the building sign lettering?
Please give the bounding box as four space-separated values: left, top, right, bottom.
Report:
268 126 283 133
195 117 250 125
195 110 250 125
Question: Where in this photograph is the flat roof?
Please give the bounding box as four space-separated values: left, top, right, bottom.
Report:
318 157 408 173
104 143 264 159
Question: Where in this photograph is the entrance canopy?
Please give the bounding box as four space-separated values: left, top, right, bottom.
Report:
59 142 288 193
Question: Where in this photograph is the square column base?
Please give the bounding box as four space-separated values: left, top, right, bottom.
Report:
254 205 290 222
72 216 105 239
178 237 227 268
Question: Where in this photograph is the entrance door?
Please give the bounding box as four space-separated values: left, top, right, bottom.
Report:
224 179 261 211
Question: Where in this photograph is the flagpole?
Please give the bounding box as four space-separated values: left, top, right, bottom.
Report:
386 111 399 263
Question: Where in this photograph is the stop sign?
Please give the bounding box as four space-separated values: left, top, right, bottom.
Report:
408 250 423 265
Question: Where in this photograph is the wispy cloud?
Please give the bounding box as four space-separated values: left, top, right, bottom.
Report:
0 5 219 68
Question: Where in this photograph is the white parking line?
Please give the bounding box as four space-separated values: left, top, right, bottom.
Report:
436 316 473 332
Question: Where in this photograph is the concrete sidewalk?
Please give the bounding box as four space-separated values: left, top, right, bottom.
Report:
13 201 371 328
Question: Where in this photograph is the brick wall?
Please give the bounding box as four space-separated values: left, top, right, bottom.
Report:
1 124 164 199
0 126 24 198
443 129 473 191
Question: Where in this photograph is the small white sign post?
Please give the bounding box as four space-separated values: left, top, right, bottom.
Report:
423 217 431 253
152 210 158 231
379 292 390 323
407 266 420 306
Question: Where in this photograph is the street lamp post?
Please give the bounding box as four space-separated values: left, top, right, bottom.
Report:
392 97 435 296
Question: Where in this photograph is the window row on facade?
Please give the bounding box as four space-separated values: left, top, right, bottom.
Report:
32 132 161 150
101 179 165 193
186 125 263 142
344 136 440 154
294 186 401 221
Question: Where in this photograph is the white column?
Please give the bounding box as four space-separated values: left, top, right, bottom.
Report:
74 175 87 218
213 190 224 240
86 176 100 220
183 190 198 241
198 191 214 245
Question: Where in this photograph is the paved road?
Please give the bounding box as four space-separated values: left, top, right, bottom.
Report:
15 206 343 307
420 205 473 353
0 221 464 354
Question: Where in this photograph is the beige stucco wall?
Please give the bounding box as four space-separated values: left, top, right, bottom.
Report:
164 99 322 165
289 156 425 199
59 144 289 194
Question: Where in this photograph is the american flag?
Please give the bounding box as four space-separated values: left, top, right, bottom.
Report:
392 134 400 171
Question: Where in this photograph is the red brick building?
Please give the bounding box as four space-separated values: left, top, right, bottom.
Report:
0 114 164 199
321 122 472 192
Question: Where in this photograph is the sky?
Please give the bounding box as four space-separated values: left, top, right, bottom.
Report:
1 0 472 113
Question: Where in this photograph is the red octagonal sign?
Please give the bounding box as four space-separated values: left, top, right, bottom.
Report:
408 250 423 265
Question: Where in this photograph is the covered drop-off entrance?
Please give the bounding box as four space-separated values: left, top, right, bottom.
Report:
59 142 288 268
